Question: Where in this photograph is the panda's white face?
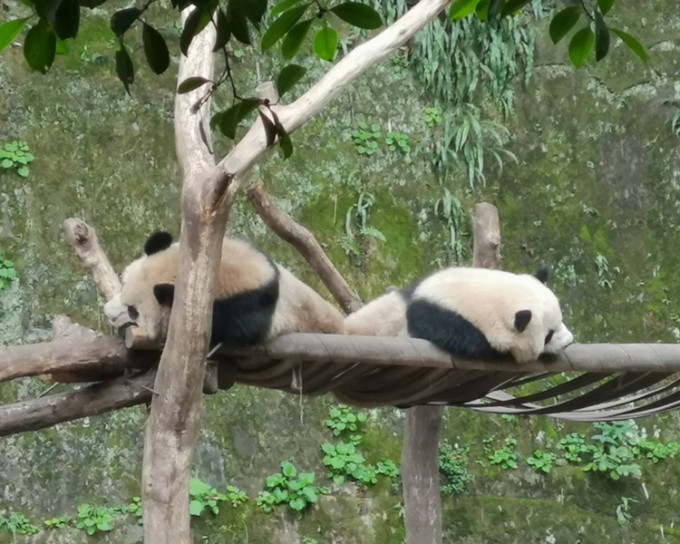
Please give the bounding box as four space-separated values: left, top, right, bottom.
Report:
103 244 178 341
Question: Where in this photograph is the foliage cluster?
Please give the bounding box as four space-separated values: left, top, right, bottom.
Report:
351 123 382 157
439 442 471 495
0 479 247 537
321 405 400 488
487 436 519 470
0 251 18 290
0 512 40 536
190 478 247 517
0 140 34 178
256 461 328 514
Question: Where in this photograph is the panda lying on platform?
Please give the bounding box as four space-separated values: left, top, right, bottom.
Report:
104 231 344 348
345 266 573 363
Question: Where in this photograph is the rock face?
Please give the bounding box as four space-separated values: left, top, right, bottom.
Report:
1 2 680 542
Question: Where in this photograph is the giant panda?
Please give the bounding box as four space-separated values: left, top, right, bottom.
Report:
344 266 573 363
104 231 344 348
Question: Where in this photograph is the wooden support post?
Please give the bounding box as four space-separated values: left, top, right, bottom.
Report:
401 202 501 544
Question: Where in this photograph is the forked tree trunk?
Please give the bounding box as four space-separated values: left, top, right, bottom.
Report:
139 2 454 541
401 203 501 543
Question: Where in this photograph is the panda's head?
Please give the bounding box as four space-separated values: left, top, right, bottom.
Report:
507 266 574 362
103 231 178 341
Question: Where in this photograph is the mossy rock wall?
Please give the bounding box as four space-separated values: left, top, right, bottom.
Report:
1 1 680 542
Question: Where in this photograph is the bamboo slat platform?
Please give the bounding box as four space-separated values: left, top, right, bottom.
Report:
214 334 680 421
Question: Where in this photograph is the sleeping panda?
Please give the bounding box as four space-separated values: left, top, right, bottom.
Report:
344 266 573 363
104 231 344 348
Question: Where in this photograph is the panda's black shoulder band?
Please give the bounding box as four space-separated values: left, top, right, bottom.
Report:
144 231 174 255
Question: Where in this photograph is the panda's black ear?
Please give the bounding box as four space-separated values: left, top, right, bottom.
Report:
534 266 549 284
144 231 173 256
514 310 532 333
153 284 175 306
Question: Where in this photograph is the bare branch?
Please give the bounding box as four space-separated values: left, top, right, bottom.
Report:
0 370 156 437
0 331 153 383
63 218 121 301
247 180 362 314
472 203 501 269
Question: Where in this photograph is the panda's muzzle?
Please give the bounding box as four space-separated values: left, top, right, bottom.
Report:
103 296 136 330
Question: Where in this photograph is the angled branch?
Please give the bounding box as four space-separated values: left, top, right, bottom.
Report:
247 179 362 314
0 370 156 437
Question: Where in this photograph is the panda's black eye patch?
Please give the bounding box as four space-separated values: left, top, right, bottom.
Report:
544 330 554 345
128 306 139 321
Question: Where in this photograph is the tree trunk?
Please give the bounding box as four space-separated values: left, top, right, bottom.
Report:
401 202 501 543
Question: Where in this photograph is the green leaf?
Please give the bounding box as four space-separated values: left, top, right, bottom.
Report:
1 158 13 168
594 9 610 61
597 0 614 14
189 478 212 496
35 0 60 26
55 0 79 39
180 6 213 56
281 461 297 478
500 0 532 17
0 18 28 53
301 487 318 503
611 28 649 64
79 0 108 9
474 0 490 22
321 442 335 454
313 26 337 61
261 3 310 51
239 0 267 25
213 8 230 52
218 99 259 139
449 0 479 20
549 6 581 44
189 500 204 516
23 20 56 74
177 76 212 94
110 8 140 38
227 0 251 45
142 23 170 74
289 497 306 511
18 166 30 177
332 474 345 485
281 18 313 59
276 64 306 97
487 0 502 21
115 44 134 94
271 0 303 18
568 27 595 68
330 2 383 29
259 111 278 146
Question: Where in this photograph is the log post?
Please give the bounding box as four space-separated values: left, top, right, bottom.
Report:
401 202 501 543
